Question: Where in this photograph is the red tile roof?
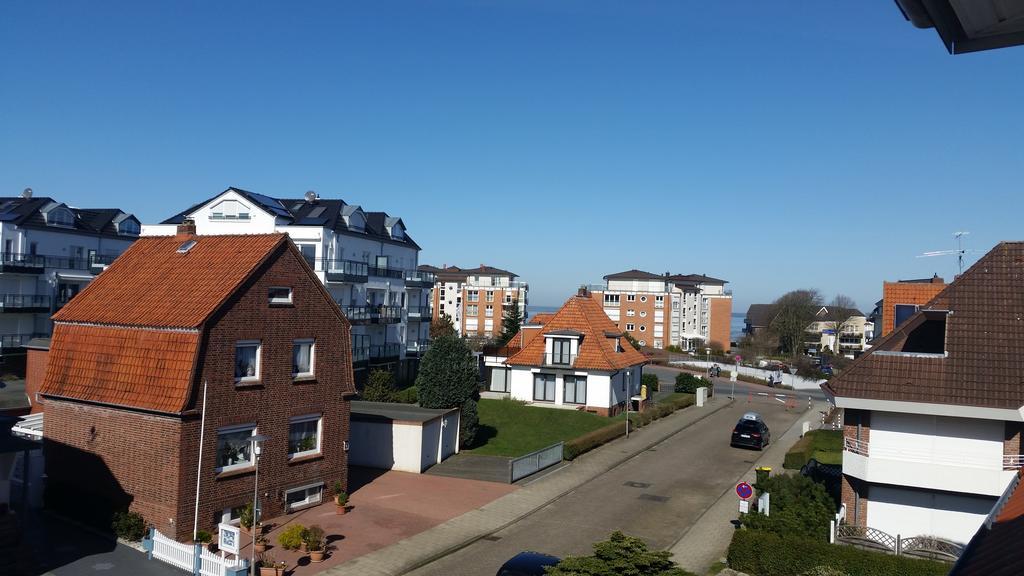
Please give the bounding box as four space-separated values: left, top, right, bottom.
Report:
506 294 646 372
951 469 1024 576
53 234 289 328
825 242 1024 409
42 323 200 413
528 313 553 325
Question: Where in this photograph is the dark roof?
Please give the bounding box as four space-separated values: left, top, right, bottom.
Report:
0 380 29 412
161 187 420 250
814 306 865 319
418 264 517 283
669 273 728 285
22 338 50 351
603 269 665 281
895 0 1024 55
950 470 1024 576
745 304 776 327
350 401 456 424
0 196 139 240
824 242 1024 409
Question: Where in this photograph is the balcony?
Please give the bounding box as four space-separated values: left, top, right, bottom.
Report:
404 270 435 288
324 260 368 283
352 346 370 364
406 340 431 356
371 306 402 324
407 305 429 320
541 353 577 368
0 294 50 313
368 265 404 280
843 437 1018 496
89 254 118 274
369 343 401 364
0 332 47 350
340 305 372 324
0 253 45 274
46 256 94 271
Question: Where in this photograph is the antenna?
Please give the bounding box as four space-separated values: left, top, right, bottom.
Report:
917 231 978 275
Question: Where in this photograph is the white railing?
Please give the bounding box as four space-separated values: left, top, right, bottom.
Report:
152 529 194 572
1004 454 1024 469
844 437 1017 470
200 547 245 576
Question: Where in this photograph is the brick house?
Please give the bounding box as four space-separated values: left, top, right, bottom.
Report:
39 222 355 540
824 242 1024 547
485 289 647 416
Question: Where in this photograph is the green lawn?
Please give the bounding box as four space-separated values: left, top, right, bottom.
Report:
467 398 622 457
783 429 843 469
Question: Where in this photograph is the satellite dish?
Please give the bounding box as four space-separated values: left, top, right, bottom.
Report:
304 190 318 203
22 187 32 199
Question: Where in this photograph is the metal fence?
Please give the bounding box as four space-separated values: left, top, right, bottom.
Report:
510 441 563 483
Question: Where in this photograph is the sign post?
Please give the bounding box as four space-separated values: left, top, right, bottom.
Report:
736 481 753 514
218 523 241 556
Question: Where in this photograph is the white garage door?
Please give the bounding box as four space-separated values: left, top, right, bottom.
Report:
867 485 995 545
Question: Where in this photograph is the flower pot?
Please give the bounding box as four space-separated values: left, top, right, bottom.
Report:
310 550 325 563
258 567 283 576
254 542 267 553
336 504 347 515
300 542 308 553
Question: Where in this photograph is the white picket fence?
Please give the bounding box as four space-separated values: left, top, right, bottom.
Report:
150 529 247 576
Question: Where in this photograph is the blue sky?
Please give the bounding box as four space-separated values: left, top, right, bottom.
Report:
2 1 1022 311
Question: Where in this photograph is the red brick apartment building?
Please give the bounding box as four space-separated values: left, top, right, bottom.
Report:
40 223 355 540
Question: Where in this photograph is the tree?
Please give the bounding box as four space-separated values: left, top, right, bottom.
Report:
545 531 695 576
496 302 524 346
362 368 396 402
429 313 456 340
415 334 480 447
820 294 859 353
768 289 823 356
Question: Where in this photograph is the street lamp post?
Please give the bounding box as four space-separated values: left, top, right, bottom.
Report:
625 369 632 439
250 433 268 574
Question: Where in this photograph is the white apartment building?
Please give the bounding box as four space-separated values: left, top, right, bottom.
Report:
143 187 431 384
591 270 732 352
420 264 528 338
0 189 140 367
803 306 874 358
825 242 1024 552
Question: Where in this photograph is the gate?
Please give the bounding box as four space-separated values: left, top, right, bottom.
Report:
510 442 563 483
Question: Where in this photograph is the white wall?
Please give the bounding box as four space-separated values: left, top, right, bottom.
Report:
872 412 1005 470
349 420 424 473
867 485 995 545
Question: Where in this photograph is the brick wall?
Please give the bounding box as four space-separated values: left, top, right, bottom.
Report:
44 399 183 536
708 297 732 352
1005 422 1022 469
25 348 49 414
841 408 871 526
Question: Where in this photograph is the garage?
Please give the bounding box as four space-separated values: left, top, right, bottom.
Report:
867 485 996 544
348 401 460 473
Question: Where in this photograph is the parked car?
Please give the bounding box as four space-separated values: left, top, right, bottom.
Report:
730 412 770 450
496 552 561 576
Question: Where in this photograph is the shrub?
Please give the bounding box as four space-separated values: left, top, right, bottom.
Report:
641 373 660 393
195 529 212 544
239 501 254 530
742 473 834 540
674 372 710 394
459 398 480 449
278 524 306 551
784 435 813 470
546 531 696 576
564 420 632 460
727 529 949 576
394 386 418 404
112 510 146 541
362 369 397 402
303 525 325 552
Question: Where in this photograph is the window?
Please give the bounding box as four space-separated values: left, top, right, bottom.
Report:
626 294 636 302
210 199 250 220
485 305 494 317
288 414 322 458
485 291 494 302
639 325 647 332
655 295 664 303
626 309 636 317
292 339 314 378
235 341 261 382
603 294 620 305
626 323 635 331
221 504 246 525
640 311 647 318
285 483 324 511
564 375 587 404
467 290 479 303
485 318 494 332
440 288 446 297
533 373 555 402
552 338 572 364
639 340 646 346
467 305 479 316
268 287 293 305
118 218 140 235
640 296 647 303
505 293 513 304
47 207 75 227
216 425 255 472
654 339 663 348
298 244 316 267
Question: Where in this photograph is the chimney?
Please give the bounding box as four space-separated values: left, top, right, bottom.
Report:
932 274 944 284
177 218 197 238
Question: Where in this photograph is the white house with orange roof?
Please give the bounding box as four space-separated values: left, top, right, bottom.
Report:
490 288 647 416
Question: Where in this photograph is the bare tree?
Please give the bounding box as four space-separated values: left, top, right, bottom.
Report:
820 294 860 353
768 289 823 356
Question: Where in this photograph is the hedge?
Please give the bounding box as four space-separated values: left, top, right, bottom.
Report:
727 529 950 576
675 372 711 394
783 434 814 469
563 420 632 460
641 373 660 393
394 386 418 404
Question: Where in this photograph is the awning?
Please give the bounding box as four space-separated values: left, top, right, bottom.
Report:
56 273 93 282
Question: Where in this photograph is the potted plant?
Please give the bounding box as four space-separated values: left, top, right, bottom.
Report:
278 523 306 552
239 502 255 535
334 481 348 515
254 534 268 553
304 525 326 562
256 553 286 576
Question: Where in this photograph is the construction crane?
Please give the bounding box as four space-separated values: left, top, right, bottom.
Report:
917 231 979 275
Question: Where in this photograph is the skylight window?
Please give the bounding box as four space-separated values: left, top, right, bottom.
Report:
177 239 197 254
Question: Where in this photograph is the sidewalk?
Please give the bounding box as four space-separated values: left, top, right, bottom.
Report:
667 400 827 574
324 396 735 576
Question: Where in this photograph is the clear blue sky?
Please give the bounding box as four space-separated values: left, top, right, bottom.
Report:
3 1 1023 311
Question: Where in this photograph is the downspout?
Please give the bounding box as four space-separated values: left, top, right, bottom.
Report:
192 380 208 541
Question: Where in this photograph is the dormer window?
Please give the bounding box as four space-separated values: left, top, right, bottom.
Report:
46 206 75 227
210 199 251 221
118 218 140 235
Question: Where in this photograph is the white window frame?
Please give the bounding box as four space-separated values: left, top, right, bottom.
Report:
640 295 647 303
268 286 293 305
235 341 261 383
284 482 324 511
639 325 647 332
626 323 635 331
640 311 647 318
639 340 647 347
626 309 635 317
626 294 636 302
485 305 494 317
604 293 620 305
209 199 251 221
221 504 246 526
215 424 256 473
292 339 315 378
288 414 323 459
485 291 494 302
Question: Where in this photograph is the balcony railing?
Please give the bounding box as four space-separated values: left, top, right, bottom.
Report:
0 253 45 273
368 265 404 279
340 305 372 323
404 270 436 286
352 346 370 363
371 306 402 324
0 294 50 312
406 340 431 355
542 353 577 367
406 305 429 319
369 343 401 362
844 437 1021 470
0 332 47 349
324 260 368 283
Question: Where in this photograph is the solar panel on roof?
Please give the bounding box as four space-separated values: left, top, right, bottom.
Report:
0 213 18 221
297 217 328 226
244 192 291 216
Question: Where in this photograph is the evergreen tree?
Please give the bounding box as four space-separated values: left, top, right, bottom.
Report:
415 334 480 447
497 302 524 346
430 313 456 340
362 369 396 402
545 531 694 576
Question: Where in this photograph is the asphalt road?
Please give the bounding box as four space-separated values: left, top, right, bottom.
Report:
644 363 829 402
407 398 804 576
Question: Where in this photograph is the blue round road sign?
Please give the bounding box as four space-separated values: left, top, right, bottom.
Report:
736 482 753 500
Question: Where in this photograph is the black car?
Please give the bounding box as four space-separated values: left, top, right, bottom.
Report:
496 552 561 576
730 414 770 450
